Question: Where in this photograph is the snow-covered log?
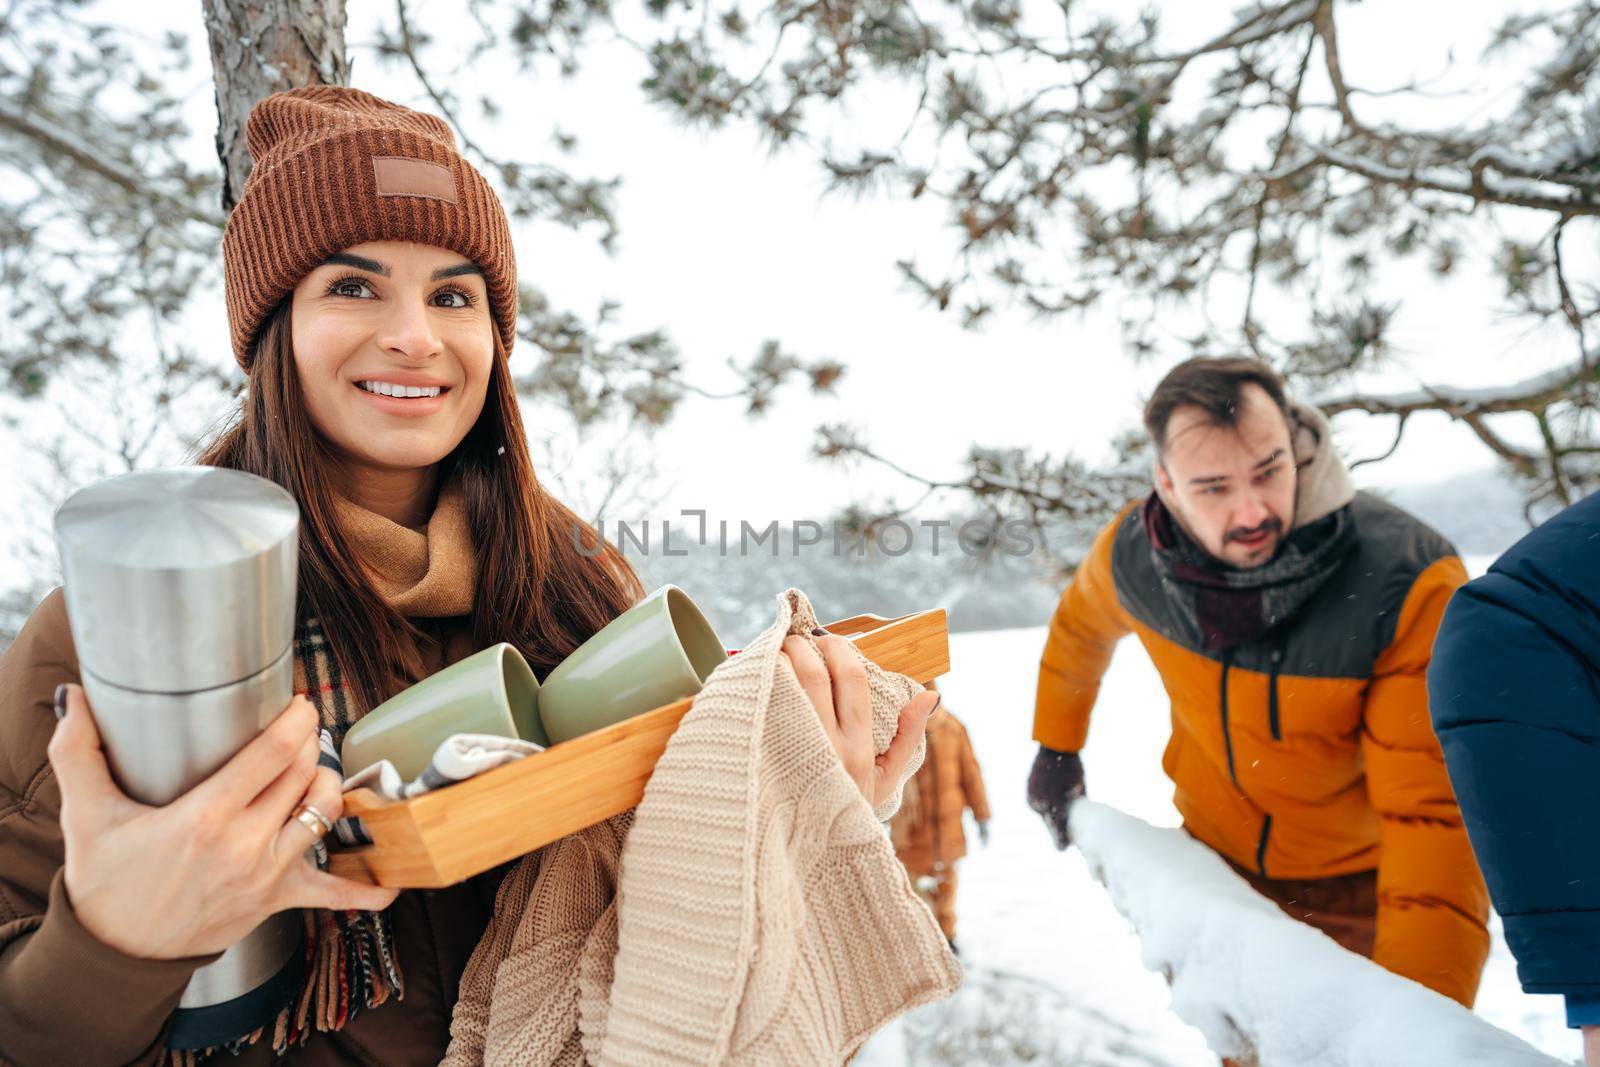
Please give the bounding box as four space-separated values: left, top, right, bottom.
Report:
1070 801 1562 1067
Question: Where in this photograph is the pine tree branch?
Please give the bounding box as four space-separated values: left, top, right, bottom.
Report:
1311 0 1598 209
1319 360 1592 481
817 430 1133 514
1346 412 1408 470
391 0 619 241
1243 23 1318 359
1265 145 1600 216
1552 218 1595 385
1021 1 1318 68
1312 0 1367 140
1460 413 1542 478
1467 143 1600 189
0 97 223 229
393 0 497 166
1317 360 1596 417
1535 410 1574 506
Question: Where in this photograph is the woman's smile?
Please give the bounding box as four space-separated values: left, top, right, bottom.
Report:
352 375 454 417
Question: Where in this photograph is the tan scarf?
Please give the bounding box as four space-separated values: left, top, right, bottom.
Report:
169 480 478 1063
299 478 478 732
443 588 962 1066
333 479 476 617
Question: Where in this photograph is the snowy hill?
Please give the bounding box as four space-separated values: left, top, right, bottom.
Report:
1380 469 1537 557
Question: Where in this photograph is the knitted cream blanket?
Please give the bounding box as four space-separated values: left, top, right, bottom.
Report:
442 589 962 1065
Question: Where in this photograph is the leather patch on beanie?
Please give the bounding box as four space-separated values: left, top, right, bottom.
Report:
373 156 457 203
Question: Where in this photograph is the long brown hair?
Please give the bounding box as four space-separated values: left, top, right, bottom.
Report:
195 300 642 712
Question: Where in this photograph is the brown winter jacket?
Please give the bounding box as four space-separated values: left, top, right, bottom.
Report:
0 489 503 1067
890 706 989 873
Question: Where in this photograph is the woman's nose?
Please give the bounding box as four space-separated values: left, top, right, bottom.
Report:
377 300 442 360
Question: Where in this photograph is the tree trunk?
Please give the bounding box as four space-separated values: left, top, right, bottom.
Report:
201 0 351 214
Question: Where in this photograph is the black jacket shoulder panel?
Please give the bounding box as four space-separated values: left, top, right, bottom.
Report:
1108 491 1458 678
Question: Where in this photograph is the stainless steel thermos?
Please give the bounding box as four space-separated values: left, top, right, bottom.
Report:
54 467 306 1049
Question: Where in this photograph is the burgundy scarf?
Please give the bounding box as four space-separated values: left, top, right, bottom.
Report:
1141 492 1356 652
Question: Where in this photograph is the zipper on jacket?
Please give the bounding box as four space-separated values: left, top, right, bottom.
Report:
1222 647 1270 876
1255 814 1272 878
1219 649 1239 786
1260 639 1285 874
1267 642 1285 742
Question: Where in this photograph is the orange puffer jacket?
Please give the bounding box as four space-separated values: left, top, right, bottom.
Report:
891 707 990 873
1033 493 1489 1007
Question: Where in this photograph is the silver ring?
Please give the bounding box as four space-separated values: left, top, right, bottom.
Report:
293 803 334 839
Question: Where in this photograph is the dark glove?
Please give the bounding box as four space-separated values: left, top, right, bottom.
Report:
1027 745 1085 850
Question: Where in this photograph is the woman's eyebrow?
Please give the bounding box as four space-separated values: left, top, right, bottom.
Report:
319 253 478 280
322 252 389 276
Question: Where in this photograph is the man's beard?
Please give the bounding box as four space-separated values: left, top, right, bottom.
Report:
1221 516 1286 566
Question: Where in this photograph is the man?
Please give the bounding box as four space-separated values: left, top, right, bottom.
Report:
1428 493 1600 1064
1027 356 1489 1007
889 701 990 955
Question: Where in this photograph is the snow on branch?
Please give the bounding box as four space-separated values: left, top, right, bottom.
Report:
1263 146 1600 217
1069 802 1560 1067
1314 360 1591 417
1467 141 1600 189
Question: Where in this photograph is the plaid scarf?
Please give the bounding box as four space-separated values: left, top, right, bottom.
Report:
1142 492 1357 652
164 617 404 1065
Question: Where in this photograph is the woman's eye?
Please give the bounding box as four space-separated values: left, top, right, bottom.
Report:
433 288 473 308
329 277 375 299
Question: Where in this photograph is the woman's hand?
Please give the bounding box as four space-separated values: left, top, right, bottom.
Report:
48 684 399 961
779 632 939 808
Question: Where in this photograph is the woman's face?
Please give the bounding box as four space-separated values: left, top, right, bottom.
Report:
290 240 495 476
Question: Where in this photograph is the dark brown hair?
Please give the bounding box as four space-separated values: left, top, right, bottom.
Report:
194 300 642 712
1143 356 1290 454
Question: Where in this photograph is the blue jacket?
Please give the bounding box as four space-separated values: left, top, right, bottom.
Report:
1428 491 1600 1021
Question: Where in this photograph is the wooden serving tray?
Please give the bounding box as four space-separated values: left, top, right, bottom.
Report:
326 609 949 888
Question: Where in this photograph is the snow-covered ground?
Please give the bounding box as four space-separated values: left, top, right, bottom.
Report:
858 623 1575 1066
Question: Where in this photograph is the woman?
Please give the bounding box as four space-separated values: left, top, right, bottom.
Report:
0 87 936 1066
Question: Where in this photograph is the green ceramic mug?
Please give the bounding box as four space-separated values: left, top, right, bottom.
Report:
537 585 727 744
339 642 546 780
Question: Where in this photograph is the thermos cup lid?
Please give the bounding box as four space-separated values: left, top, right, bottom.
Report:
54 467 300 693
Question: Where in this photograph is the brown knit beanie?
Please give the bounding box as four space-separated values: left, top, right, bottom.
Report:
222 86 517 369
